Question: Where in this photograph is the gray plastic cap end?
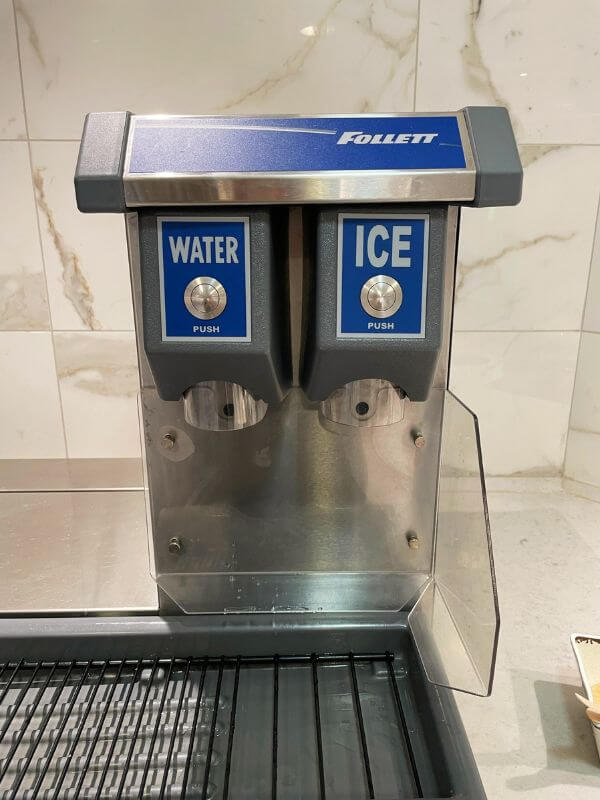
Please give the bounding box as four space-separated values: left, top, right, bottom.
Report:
75 111 131 213
463 106 523 207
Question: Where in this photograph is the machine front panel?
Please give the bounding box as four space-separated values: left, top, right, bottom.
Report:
158 215 251 342
129 207 462 614
337 212 429 338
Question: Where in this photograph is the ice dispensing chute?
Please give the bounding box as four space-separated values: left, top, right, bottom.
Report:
75 108 521 701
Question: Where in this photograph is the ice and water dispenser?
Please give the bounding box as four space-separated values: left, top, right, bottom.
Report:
0 110 521 799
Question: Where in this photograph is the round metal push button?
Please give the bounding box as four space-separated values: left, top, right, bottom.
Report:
191 283 219 314
184 277 227 320
360 275 403 318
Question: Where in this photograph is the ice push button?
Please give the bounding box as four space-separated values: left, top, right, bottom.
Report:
360 275 402 319
184 276 227 320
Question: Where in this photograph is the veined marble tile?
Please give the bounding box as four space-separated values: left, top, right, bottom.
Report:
455 146 600 332
583 206 600 333
569 332 600 434
563 475 600 504
16 0 418 139
564 430 600 492
0 331 65 458
564 331 600 490
450 331 580 476
30 142 133 331
0 1 26 139
0 142 49 329
53 332 141 458
417 0 600 144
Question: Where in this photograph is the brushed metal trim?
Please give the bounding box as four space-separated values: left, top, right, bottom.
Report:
183 276 227 320
122 112 476 206
0 490 157 614
360 275 403 318
124 170 476 206
0 458 143 492
433 205 460 389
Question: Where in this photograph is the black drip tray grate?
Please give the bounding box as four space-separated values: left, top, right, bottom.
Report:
0 654 424 800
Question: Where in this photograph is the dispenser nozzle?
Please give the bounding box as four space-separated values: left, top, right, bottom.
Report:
183 381 267 431
320 379 405 427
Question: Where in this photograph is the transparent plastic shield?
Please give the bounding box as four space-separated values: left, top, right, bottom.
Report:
409 391 499 696
141 385 438 615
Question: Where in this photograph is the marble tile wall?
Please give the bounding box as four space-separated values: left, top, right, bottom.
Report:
564 209 600 498
0 0 598 475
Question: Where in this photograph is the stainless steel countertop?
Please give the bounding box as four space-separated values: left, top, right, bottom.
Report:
0 479 157 614
0 458 143 492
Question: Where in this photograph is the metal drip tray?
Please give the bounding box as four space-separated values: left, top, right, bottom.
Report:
0 654 427 800
0 615 485 799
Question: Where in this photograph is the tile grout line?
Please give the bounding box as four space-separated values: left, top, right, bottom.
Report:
569 425 600 437
11 0 70 460
453 329 582 334
561 192 600 477
516 142 600 148
3 330 136 334
0 138 81 142
412 0 421 112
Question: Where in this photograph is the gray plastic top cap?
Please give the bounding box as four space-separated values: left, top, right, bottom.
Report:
75 112 131 212
74 108 523 212
463 106 522 207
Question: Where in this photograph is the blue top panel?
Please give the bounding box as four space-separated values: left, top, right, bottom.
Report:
128 116 466 174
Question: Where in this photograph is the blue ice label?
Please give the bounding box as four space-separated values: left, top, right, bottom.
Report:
158 217 250 341
337 214 429 338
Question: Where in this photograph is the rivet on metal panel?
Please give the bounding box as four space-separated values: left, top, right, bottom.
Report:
406 532 420 550
412 431 426 449
168 536 182 554
161 432 176 450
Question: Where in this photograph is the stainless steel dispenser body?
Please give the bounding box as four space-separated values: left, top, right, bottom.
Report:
75 108 522 698
126 205 457 616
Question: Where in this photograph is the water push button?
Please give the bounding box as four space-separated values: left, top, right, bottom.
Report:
184 277 227 320
360 275 402 318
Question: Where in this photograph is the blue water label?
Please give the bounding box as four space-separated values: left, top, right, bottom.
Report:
158 216 250 341
130 116 466 174
336 213 429 338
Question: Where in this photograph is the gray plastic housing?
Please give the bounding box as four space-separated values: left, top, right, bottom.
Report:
464 106 522 207
302 206 446 403
137 208 290 403
75 111 131 213
74 108 522 213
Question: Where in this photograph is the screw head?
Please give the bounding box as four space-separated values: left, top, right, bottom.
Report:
406 533 420 550
413 432 426 449
162 432 176 450
168 536 182 554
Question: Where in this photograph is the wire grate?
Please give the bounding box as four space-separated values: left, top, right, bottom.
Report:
0 653 422 799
